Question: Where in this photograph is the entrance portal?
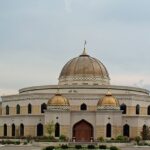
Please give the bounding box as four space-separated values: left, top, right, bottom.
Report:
73 120 93 142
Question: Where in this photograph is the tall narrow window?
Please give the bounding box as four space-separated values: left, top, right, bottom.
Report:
147 106 150 115
37 123 43 136
80 103 87 110
16 104 20 114
106 123 111 138
120 104 127 114
123 124 130 137
20 124 24 137
12 124 15 136
136 104 140 115
6 105 9 115
55 123 60 137
41 103 47 113
4 124 7 136
28 104 32 114
142 125 147 140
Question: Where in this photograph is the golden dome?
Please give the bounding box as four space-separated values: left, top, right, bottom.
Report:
59 49 110 85
47 93 70 106
97 91 119 107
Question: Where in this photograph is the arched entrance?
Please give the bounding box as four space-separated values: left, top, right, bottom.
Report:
73 120 93 142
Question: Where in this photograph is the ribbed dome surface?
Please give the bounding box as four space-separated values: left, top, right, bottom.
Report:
58 50 110 85
97 92 119 107
47 93 70 106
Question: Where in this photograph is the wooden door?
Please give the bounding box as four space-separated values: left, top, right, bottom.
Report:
73 120 93 142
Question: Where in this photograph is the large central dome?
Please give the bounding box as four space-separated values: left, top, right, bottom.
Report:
58 49 110 85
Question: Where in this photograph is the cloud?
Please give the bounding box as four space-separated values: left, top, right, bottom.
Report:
64 0 72 13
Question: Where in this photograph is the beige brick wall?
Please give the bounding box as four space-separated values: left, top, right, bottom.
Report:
24 125 36 136
61 125 70 137
96 126 105 138
112 126 122 138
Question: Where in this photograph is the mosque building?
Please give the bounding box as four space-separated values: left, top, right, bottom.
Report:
0 47 150 142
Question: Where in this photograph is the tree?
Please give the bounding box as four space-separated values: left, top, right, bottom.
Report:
141 125 150 140
46 121 55 137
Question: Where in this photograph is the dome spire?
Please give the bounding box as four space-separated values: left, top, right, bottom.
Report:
82 40 88 55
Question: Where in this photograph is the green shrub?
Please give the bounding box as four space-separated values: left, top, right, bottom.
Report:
116 135 125 141
75 145 82 149
134 136 141 145
59 135 67 141
44 146 55 150
97 137 104 142
23 141 28 145
87 145 95 149
99 145 107 149
15 141 20 145
110 146 119 150
61 144 68 149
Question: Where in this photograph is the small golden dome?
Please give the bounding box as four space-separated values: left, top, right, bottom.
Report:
97 91 119 107
47 93 70 106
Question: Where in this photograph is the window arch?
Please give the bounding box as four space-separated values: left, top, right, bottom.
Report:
120 104 127 114
16 104 20 114
147 105 150 115
55 123 60 137
28 103 32 114
80 103 87 110
20 124 24 137
136 104 140 115
6 105 9 115
142 124 148 140
37 123 43 136
41 103 47 113
106 123 111 138
12 124 15 136
4 124 7 136
123 124 130 137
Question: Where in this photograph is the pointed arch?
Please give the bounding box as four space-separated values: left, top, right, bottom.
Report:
16 104 20 114
136 104 140 115
37 123 43 136
41 103 47 113
106 123 111 138
55 123 60 137
12 124 15 136
6 105 9 115
147 105 150 115
73 119 93 142
80 103 87 110
28 103 32 114
123 124 130 137
20 124 24 137
3 124 7 136
120 104 127 114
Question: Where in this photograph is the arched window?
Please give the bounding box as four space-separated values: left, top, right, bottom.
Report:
12 124 15 136
6 105 9 115
106 123 111 138
120 104 127 114
80 103 87 110
55 123 60 137
37 123 43 136
136 104 140 115
28 103 32 114
123 124 130 137
147 105 150 115
4 124 7 136
16 104 20 114
41 103 47 113
20 124 24 137
142 125 148 140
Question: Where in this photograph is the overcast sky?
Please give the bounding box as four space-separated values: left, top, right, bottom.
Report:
0 0 150 96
